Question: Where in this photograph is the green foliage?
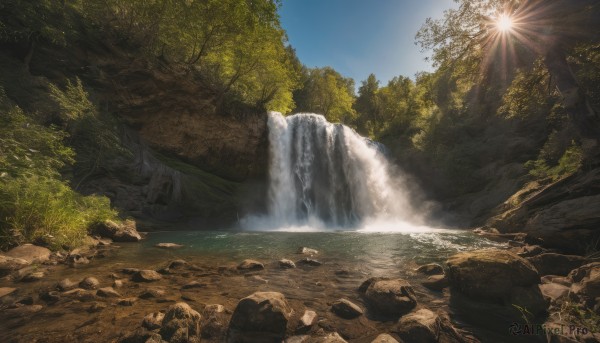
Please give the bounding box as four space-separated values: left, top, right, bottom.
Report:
558 301 600 334
0 0 68 45
526 141 583 181
293 67 356 123
49 77 94 122
0 89 74 178
0 176 117 250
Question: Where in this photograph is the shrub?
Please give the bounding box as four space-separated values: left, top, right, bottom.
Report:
0 176 117 250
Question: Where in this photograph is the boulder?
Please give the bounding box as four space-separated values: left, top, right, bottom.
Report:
296 310 317 333
279 259 297 269
371 334 399 343
79 277 100 290
422 274 449 291
201 304 227 339
446 249 540 301
359 278 417 316
0 255 30 276
92 220 142 242
142 312 165 330
569 263 600 308
415 264 444 276
540 283 570 303
395 309 440 343
228 291 292 341
4 244 51 263
132 270 162 282
155 243 184 249
236 259 264 272
331 298 363 319
527 253 587 276
159 302 202 342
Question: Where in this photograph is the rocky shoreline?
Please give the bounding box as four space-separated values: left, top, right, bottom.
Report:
0 224 598 343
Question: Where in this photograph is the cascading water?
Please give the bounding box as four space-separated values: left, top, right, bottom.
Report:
243 112 430 231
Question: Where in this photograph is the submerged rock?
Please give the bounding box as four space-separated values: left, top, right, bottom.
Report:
132 270 162 282
57 278 78 291
97 287 121 298
236 259 264 271
296 258 322 266
155 243 184 249
79 277 100 290
298 247 319 255
21 271 45 282
279 259 297 269
139 288 166 299
228 291 292 341
359 278 417 316
159 302 202 342
331 298 363 319
422 274 449 291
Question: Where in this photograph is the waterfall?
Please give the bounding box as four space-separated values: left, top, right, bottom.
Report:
243 112 428 231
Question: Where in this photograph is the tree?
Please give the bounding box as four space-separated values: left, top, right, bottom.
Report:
416 0 600 146
293 67 356 123
354 74 380 134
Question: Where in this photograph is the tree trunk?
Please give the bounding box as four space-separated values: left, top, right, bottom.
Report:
544 48 600 143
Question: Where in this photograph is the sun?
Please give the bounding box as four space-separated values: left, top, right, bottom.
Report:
496 14 513 32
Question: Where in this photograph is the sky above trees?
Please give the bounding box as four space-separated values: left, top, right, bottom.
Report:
279 0 457 87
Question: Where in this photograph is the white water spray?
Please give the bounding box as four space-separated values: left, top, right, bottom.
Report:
243 112 432 232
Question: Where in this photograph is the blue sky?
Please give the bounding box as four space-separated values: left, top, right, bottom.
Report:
279 0 457 89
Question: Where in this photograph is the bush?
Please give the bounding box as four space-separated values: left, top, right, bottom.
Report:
526 141 583 181
0 176 117 250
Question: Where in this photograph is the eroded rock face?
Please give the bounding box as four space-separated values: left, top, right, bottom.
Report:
159 302 202 342
446 249 540 301
228 291 292 341
359 278 417 316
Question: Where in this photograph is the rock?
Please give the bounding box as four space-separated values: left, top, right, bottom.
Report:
88 302 107 313
298 247 319 255
415 263 444 275
182 281 207 289
4 244 51 263
508 286 548 316
371 334 400 343
331 298 363 319
67 253 89 266
139 288 166 299
569 263 600 308
541 275 572 287
121 267 140 274
527 253 587 276
0 255 30 276
247 275 268 284
296 258 322 266
279 259 297 269
446 249 540 301
236 259 264 271
79 277 100 290
6 304 43 317
21 271 45 282
0 287 17 298
297 310 317 333
568 262 600 283
92 219 142 242
201 304 227 338
155 243 184 249
314 332 348 343
159 302 202 342
118 297 137 306
540 283 570 303
168 260 188 269
113 279 124 288
516 245 545 257
57 278 78 291
97 287 121 298
395 309 440 343
63 288 97 301
422 274 449 291
143 312 165 330
39 290 60 303
119 327 163 343
228 291 292 340
132 270 162 282
359 278 417 316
